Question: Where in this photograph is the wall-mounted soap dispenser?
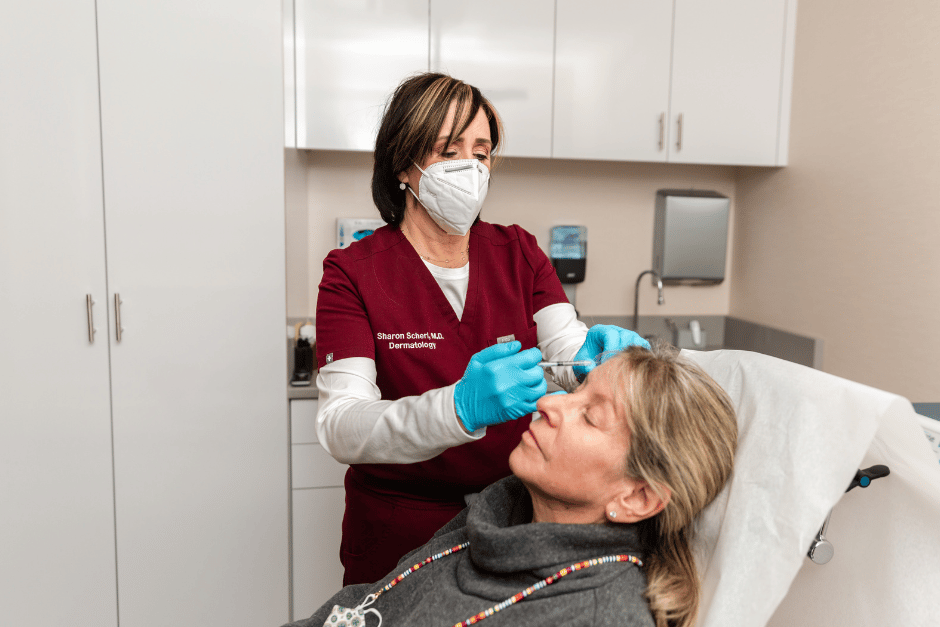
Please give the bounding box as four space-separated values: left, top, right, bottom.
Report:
549 225 587 284
653 190 730 285
549 225 587 312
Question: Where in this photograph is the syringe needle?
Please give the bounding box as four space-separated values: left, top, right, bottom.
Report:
537 360 594 368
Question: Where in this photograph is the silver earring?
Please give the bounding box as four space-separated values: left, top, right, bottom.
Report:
399 182 406 190
609 511 617 519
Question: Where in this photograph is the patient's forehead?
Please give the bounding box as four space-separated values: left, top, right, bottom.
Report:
582 356 627 390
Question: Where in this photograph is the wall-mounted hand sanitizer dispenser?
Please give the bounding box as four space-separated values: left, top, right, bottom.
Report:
653 190 730 285
549 225 587 284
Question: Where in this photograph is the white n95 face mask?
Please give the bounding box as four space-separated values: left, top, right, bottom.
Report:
407 159 489 236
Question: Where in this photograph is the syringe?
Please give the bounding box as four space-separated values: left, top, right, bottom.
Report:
537 360 594 369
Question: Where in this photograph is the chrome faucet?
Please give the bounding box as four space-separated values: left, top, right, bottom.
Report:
633 270 664 333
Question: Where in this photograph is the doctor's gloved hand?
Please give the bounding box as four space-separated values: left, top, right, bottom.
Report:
454 341 547 433
573 325 651 382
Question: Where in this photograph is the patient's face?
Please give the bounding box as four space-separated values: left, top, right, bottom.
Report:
509 360 631 515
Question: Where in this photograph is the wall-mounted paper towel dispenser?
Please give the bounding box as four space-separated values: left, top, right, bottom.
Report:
653 189 730 285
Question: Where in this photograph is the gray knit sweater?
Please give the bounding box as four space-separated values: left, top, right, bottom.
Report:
285 476 655 627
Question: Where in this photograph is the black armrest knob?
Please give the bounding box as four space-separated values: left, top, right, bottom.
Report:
846 464 890 492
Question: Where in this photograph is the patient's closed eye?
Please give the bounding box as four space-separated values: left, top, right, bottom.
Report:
582 409 595 426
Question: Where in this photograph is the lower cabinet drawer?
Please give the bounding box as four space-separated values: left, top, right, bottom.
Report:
291 443 348 489
291 399 319 445
292 487 345 619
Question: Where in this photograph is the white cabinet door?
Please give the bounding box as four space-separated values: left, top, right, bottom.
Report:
289 399 346 621
431 0 555 158
0 2 119 625
296 0 429 150
96 1 289 625
554 1 674 162
669 0 792 166
288 1 795 164
293 444 349 489
291 487 346 620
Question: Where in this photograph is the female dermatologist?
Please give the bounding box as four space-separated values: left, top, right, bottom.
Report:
314 72 649 585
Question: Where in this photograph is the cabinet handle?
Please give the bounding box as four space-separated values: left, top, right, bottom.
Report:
658 113 665 151
114 293 124 342
86 294 97 344
676 113 683 151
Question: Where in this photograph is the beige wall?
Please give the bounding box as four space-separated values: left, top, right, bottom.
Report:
287 149 736 323
732 0 940 400
284 148 309 319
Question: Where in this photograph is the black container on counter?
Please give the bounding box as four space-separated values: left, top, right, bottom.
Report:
290 325 315 387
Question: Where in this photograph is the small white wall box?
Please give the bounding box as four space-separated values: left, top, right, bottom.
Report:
336 218 386 249
653 190 730 285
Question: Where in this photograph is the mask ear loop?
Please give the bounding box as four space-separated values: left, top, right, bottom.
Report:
408 161 435 206
405 184 430 209
356 593 383 627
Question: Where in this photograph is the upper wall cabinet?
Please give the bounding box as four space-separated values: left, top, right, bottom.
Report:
430 0 555 158
554 1 674 162
295 0 428 150
669 0 794 166
554 0 795 166
291 0 797 166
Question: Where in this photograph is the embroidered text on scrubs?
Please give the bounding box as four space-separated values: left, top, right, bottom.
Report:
387 341 437 350
378 331 444 350
376 332 445 340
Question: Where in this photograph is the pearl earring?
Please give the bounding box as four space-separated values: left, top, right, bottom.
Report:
609 511 617 519
399 182 406 190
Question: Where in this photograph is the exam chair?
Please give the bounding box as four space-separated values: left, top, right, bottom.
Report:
683 349 940 627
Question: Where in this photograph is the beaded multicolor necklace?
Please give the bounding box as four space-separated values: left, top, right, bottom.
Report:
325 541 643 627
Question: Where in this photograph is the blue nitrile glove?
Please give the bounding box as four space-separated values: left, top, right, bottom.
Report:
454 341 547 432
572 324 651 382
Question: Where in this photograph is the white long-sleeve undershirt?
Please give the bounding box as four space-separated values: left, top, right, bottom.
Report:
315 300 588 464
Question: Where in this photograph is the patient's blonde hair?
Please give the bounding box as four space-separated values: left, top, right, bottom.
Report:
610 344 737 627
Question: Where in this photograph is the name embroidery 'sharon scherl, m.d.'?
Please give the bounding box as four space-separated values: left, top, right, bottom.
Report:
377 331 444 350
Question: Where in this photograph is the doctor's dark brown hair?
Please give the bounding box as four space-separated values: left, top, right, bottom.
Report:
371 73 502 225
611 344 737 627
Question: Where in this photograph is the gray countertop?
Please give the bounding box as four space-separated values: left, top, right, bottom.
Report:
288 381 318 400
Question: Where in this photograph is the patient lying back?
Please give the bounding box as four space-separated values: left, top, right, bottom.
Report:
285 344 737 627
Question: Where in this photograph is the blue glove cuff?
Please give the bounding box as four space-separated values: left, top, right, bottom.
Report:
454 378 478 433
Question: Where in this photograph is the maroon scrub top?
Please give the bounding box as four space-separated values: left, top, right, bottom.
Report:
316 221 568 585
